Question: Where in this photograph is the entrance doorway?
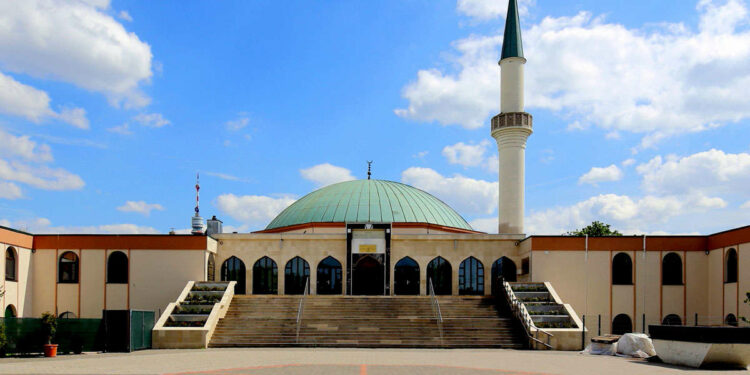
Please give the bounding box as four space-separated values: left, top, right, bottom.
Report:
352 254 385 295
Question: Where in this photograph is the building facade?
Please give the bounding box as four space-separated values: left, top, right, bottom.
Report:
0 0 747 340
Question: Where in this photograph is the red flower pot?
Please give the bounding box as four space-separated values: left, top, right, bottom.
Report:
43 344 58 357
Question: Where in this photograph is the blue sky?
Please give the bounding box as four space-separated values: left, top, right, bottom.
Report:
1 0 749 235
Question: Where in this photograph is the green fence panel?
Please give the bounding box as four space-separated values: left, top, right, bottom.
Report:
0 318 104 355
129 310 154 351
142 311 154 350
1 318 43 355
57 319 104 354
130 311 143 352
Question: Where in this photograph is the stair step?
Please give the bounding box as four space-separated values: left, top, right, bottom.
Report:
209 295 526 349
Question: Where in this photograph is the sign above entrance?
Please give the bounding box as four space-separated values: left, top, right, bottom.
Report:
352 229 386 254
358 244 377 253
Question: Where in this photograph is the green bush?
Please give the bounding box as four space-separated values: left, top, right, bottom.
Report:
0 321 7 357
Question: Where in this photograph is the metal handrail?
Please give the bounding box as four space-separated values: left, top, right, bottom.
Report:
428 278 444 345
502 280 553 350
295 277 310 343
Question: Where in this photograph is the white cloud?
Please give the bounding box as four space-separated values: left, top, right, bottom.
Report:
622 158 636 167
469 217 498 233
401 167 497 216
226 116 249 131
300 163 356 188
457 0 532 21
107 123 132 135
0 217 159 234
637 149 750 198
0 159 84 190
0 181 23 200
0 0 153 107
216 193 297 229
397 0 750 147
133 113 170 128
578 164 624 185
205 172 243 182
525 193 726 235
0 129 53 162
395 35 501 129
443 140 491 168
118 10 133 22
741 200 750 209
117 200 164 216
0 72 88 128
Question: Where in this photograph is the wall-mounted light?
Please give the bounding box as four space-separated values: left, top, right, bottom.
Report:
705 250 710 255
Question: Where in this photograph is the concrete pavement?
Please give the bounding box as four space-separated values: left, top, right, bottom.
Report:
0 348 747 375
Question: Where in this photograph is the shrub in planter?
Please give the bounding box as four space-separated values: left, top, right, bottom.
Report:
40 312 58 357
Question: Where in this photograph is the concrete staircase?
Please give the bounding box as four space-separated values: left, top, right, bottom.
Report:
209 295 526 348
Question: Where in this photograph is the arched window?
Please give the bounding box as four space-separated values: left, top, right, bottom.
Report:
207 253 215 282
221 256 246 294
285 256 310 295
612 314 632 335
612 253 633 285
459 257 484 296
725 314 738 327
491 257 517 295
58 251 79 283
106 251 128 284
426 257 452 295
316 256 342 295
252 256 277 295
662 314 682 326
4 304 17 318
394 257 420 295
725 248 738 284
5 247 16 281
662 253 682 285
59 311 76 319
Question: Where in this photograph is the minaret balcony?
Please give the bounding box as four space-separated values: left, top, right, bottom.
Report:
491 112 533 133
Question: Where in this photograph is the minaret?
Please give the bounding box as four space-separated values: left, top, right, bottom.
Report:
191 173 204 235
492 0 532 234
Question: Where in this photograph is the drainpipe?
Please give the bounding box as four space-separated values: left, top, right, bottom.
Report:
642 235 647 333
584 234 589 348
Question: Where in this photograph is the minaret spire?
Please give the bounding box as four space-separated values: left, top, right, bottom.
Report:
367 161 373 180
491 0 532 234
501 0 524 60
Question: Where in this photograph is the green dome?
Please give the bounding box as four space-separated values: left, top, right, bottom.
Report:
265 180 473 231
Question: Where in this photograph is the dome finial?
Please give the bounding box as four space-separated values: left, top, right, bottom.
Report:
367 161 373 180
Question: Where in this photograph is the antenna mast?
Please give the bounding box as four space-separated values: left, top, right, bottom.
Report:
191 173 204 234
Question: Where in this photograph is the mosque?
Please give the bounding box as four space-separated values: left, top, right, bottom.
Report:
0 0 747 349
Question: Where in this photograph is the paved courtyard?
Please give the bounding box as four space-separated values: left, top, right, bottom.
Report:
0 348 746 375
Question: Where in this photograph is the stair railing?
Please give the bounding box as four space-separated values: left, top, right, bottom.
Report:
428 278 444 345
295 276 310 344
502 280 553 350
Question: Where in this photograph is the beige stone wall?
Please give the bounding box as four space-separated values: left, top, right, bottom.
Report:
29 247 208 319
213 233 523 296
530 241 750 337
1 242 32 317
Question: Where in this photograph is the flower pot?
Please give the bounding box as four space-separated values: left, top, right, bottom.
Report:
43 344 58 357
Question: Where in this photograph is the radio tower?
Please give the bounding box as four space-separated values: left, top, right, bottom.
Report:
191 173 204 235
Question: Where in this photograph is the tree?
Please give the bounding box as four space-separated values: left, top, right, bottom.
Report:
566 221 623 236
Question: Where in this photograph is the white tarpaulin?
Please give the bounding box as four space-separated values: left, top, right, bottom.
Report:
617 333 657 358
582 342 618 356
